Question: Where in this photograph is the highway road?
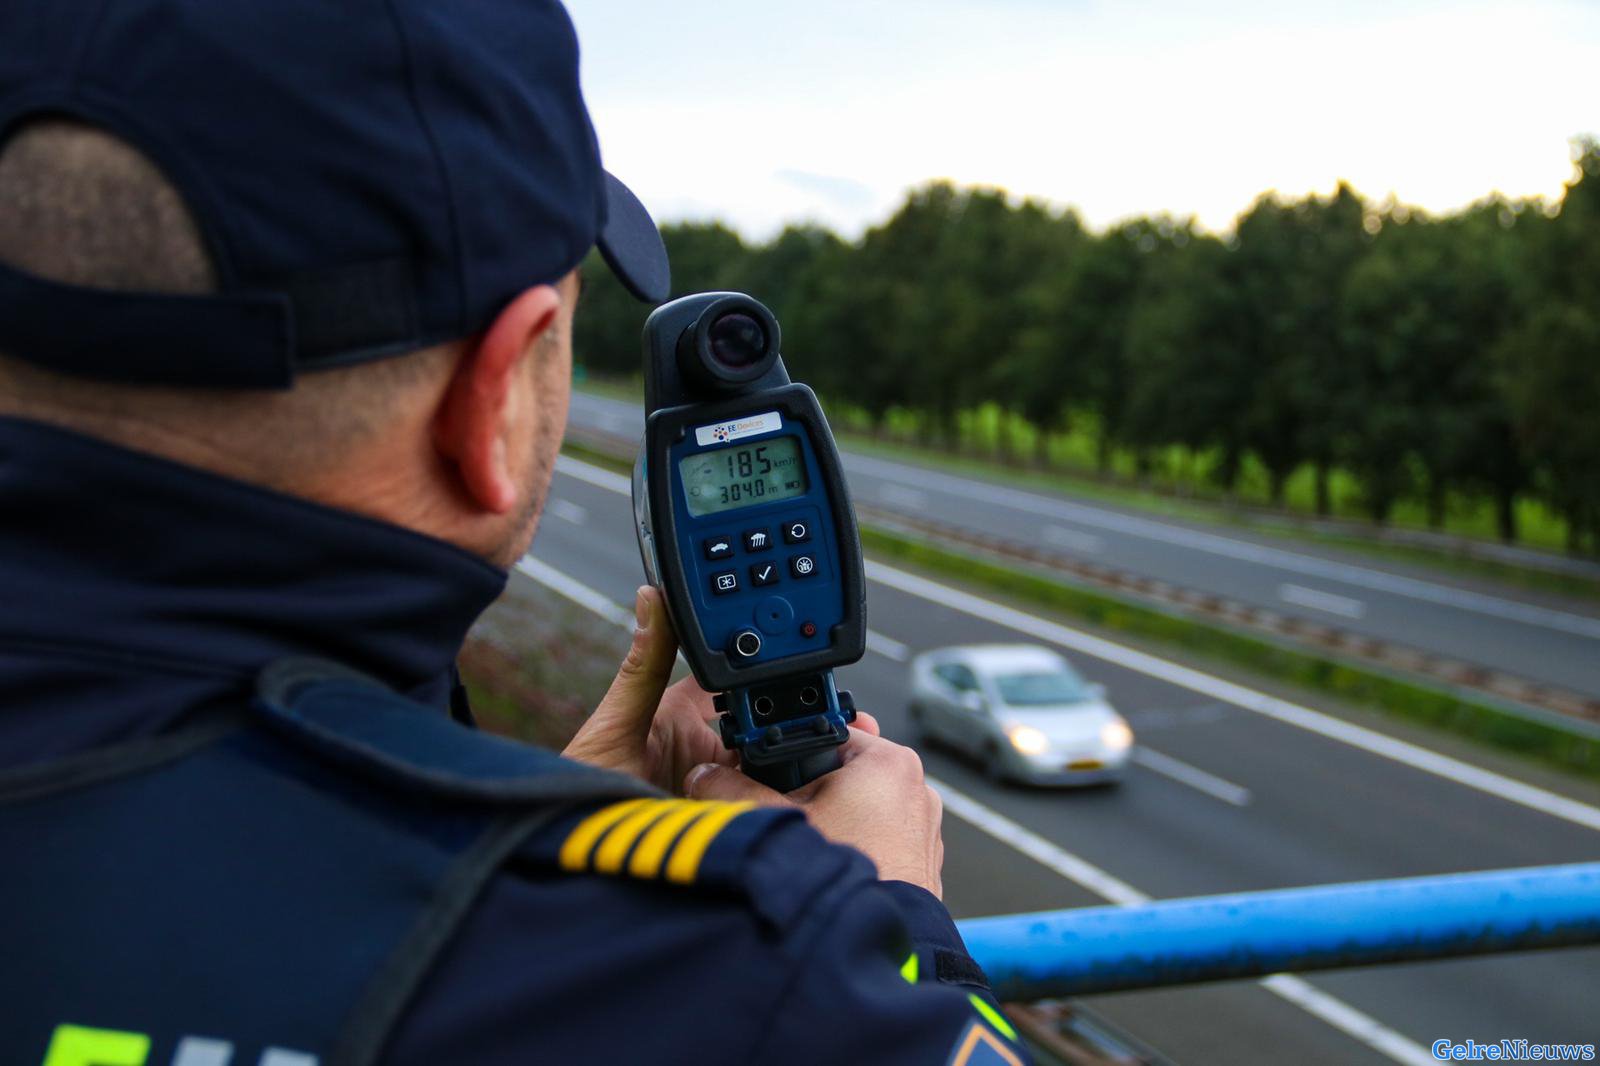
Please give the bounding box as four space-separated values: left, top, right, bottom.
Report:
569 391 1600 700
523 454 1600 1066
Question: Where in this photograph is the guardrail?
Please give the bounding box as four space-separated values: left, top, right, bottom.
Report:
956 862 1600 1000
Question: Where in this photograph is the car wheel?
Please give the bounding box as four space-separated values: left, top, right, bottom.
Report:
982 742 1009 785
907 702 928 745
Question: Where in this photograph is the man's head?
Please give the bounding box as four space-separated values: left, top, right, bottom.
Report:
0 1 667 566
0 118 577 566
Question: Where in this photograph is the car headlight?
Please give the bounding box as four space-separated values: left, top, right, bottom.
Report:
1100 719 1133 750
1006 725 1050 756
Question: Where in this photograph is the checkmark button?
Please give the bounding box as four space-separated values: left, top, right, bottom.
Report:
749 562 780 587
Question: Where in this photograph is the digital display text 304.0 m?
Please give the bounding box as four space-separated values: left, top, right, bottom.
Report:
679 436 810 517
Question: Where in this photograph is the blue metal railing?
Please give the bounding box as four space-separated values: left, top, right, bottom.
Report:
955 862 1600 1001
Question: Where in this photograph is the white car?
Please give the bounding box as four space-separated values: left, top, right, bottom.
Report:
908 645 1132 786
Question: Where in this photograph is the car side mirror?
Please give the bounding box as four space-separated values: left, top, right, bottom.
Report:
1087 683 1106 700
960 690 987 714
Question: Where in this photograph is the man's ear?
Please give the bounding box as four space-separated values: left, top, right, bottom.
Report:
433 284 564 514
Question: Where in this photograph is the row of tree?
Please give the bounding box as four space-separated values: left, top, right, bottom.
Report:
576 141 1600 552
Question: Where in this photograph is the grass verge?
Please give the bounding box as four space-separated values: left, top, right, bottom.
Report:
459 582 624 749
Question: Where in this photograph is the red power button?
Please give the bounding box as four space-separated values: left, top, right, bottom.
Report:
799 620 817 638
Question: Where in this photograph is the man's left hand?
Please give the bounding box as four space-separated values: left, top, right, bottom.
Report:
561 585 734 793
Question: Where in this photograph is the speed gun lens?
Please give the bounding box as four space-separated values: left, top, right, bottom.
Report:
708 312 767 370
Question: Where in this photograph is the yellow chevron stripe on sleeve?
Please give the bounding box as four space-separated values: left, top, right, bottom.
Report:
627 801 715 878
663 801 756 884
592 799 691 874
558 798 657 872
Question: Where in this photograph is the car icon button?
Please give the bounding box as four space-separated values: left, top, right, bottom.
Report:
704 536 735 561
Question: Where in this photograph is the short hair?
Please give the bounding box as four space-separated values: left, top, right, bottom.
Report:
0 117 456 487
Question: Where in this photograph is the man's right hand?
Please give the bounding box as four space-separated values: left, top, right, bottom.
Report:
684 730 945 899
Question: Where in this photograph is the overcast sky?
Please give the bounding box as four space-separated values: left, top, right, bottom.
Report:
564 0 1600 239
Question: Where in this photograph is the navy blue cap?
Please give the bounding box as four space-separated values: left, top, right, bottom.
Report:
0 0 670 389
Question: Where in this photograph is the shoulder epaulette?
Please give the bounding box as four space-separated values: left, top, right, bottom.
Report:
525 797 799 889
254 661 810 893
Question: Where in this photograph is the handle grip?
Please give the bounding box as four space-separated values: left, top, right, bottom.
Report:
743 747 843 793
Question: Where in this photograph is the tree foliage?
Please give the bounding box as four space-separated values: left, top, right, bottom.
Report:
572 142 1600 552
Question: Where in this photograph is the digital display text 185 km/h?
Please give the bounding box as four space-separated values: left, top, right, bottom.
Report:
680 437 809 517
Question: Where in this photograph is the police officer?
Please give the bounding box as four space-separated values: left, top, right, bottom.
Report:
0 3 1028 1065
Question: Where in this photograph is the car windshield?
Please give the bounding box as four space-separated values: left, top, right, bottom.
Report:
993 669 1090 707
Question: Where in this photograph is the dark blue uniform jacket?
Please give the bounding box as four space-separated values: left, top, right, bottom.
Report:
0 417 1027 1066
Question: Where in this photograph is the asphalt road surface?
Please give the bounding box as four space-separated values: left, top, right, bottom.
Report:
568 391 1600 700
523 454 1600 1066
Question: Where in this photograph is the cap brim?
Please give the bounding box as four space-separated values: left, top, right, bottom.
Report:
596 171 671 304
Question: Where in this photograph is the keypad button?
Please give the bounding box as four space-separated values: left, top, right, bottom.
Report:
789 554 817 579
782 521 810 544
704 536 735 561
711 571 739 595
742 528 773 552
749 561 780 587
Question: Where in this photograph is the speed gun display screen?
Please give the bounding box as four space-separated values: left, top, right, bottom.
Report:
680 437 809 517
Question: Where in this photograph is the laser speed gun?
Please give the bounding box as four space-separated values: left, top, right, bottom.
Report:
633 293 866 791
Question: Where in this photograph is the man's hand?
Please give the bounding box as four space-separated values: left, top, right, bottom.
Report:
561 586 735 793
563 585 922 889
683 729 944 899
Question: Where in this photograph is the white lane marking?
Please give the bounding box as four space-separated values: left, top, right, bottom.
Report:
1044 525 1105 553
547 498 589 525
550 454 1600 834
867 560 1600 834
881 484 929 511
838 451 1600 641
934 778 1148 906
517 559 695 672
1258 975 1440 1066
519 553 1441 1066
1125 702 1235 732
515 557 633 628
1131 747 1253 806
1280 583 1367 620
866 629 911 662
555 454 632 494
933 780 1436 1065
